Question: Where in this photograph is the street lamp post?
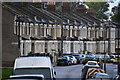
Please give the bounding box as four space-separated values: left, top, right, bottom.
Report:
61 12 63 56
108 20 111 55
18 21 21 57
115 23 120 75
103 27 107 72
104 20 111 72
93 22 97 54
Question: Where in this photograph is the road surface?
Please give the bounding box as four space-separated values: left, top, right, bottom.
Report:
54 63 117 80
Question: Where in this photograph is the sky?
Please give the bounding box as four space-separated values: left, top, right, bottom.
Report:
105 0 119 20
108 0 120 12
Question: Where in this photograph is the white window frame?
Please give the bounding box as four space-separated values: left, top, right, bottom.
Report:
27 23 29 35
14 22 17 34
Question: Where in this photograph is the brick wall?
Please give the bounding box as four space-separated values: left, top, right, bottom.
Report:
2 7 19 67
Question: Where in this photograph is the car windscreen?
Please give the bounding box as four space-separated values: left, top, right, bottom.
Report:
88 62 97 65
10 76 43 80
14 68 51 78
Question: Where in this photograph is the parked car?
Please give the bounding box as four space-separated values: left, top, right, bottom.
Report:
81 54 86 58
82 54 96 64
72 54 83 64
110 55 116 63
113 55 120 64
99 54 111 63
57 57 71 66
9 74 44 80
105 55 111 63
63 56 72 64
84 61 100 68
94 54 102 62
67 55 77 64
12 57 56 80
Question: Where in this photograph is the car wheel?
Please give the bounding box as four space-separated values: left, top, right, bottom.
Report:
57 64 59 66
67 62 70 66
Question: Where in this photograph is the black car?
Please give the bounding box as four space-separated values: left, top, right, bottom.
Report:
82 54 96 65
72 54 83 64
57 57 71 66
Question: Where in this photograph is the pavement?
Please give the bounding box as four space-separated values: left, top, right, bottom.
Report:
106 63 118 78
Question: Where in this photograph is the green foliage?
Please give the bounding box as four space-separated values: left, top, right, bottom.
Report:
0 69 2 79
111 3 120 24
2 67 13 79
28 52 41 56
28 51 33 56
86 2 109 20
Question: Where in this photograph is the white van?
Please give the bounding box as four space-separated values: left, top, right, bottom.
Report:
12 56 56 80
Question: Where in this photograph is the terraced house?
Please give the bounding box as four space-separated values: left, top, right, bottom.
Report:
2 2 117 66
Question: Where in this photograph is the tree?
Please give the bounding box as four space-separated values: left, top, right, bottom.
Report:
111 3 120 23
85 2 109 20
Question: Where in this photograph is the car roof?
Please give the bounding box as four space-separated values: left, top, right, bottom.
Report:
14 57 52 69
